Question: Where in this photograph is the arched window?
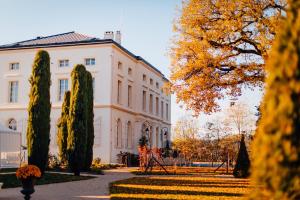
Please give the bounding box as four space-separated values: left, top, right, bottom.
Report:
149 126 153 147
126 121 132 149
8 118 17 130
116 119 122 148
156 127 159 147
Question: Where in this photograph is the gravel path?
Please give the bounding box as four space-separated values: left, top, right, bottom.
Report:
0 168 134 200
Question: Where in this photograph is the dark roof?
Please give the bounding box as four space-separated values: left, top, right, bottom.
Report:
0 31 169 81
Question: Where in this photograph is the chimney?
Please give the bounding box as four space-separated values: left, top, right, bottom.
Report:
115 31 121 44
104 31 114 40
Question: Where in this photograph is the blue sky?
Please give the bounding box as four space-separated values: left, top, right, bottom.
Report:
0 0 262 126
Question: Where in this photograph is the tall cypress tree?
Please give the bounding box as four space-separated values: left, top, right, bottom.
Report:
67 64 88 176
233 134 250 178
27 50 51 174
57 91 70 164
251 1 300 199
83 71 94 170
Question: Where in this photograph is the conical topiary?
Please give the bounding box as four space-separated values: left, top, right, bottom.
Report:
233 134 250 178
27 50 51 174
251 1 300 199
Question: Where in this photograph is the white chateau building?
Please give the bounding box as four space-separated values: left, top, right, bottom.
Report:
0 31 171 163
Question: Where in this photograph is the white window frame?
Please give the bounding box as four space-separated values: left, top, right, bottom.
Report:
9 63 19 70
59 60 69 67
58 79 68 101
9 81 18 103
85 58 96 66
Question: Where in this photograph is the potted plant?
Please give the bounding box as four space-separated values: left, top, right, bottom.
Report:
16 164 41 200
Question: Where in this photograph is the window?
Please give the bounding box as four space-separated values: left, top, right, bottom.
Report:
128 85 132 107
59 79 68 101
128 68 132 75
149 126 153 147
92 78 95 99
150 78 153 85
85 58 95 66
10 63 19 70
8 118 17 130
142 91 146 111
161 101 164 119
126 121 132 148
156 82 159 89
166 103 169 120
156 97 159 116
117 80 122 104
149 94 153 114
116 119 122 148
59 60 69 67
9 81 18 103
143 74 146 81
156 127 159 147
118 62 122 70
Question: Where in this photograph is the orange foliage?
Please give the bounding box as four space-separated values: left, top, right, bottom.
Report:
16 164 41 179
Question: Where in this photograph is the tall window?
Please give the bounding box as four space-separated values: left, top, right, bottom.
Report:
117 80 122 104
156 82 159 89
142 91 146 111
143 74 146 81
128 67 132 75
156 127 159 147
10 63 19 70
126 121 132 148
150 78 153 85
118 62 122 70
128 85 132 107
59 60 69 67
166 103 169 120
149 126 153 147
161 101 164 119
116 119 122 148
149 94 153 114
156 97 159 116
9 81 18 103
59 79 68 101
8 118 17 130
85 58 95 66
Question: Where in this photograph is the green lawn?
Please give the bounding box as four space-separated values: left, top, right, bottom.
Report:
110 176 251 200
0 172 95 188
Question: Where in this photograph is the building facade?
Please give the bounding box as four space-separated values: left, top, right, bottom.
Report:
0 31 171 163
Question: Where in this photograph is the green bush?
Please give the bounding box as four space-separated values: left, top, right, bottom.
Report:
27 50 51 174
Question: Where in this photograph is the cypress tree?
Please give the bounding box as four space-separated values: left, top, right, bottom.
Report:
251 1 300 199
57 91 70 164
67 64 88 176
83 71 94 170
27 50 51 174
233 134 250 178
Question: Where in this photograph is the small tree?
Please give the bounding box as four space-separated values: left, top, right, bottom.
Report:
57 91 70 164
27 50 51 174
233 134 250 178
83 71 94 170
67 64 87 176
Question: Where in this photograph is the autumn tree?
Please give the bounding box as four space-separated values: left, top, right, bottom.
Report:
27 50 51 174
172 116 201 164
251 1 300 198
57 91 70 164
170 0 286 115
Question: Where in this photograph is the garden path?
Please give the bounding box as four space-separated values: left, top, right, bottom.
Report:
0 168 135 200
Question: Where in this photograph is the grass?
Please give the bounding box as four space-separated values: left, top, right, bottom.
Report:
110 175 251 200
0 172 95 188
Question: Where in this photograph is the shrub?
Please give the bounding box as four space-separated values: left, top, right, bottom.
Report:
57 91 70 164
251 2 300 199
48 154 60 170
27 50 51 175
233 135 250 178
67 64 88 176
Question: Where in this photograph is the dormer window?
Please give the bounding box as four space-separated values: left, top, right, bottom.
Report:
59 60 69 67
85 58 95 66
10 63 19 70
